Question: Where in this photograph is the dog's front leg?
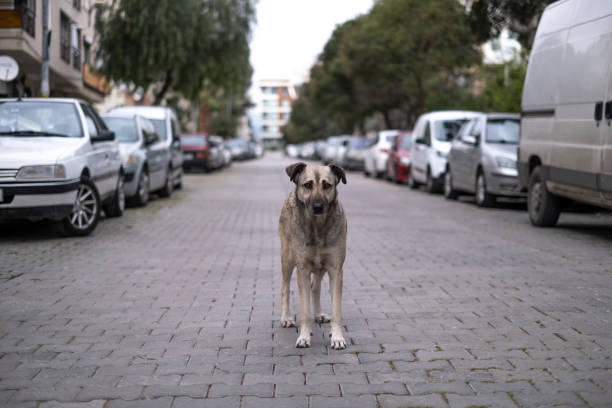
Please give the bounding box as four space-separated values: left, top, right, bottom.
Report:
280 252 295 328
312 272 330 323
329 268 347 350
295 267 312 348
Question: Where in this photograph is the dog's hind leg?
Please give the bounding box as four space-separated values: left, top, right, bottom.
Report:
280 250 295 328
295 267 312 348
312 273 330 323
329 267 347 350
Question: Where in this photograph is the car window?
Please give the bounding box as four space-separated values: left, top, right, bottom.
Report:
104 117 139 143
433 119 469 142
171 118 180 141
423 121 431 145
80 103 100 137
400 134 412 149
150 119 168 141
486 119 519 144
470 119 483 138
181 135 207 146
0 101 83 137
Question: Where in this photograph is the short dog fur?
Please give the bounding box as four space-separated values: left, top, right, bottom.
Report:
279 162 347 349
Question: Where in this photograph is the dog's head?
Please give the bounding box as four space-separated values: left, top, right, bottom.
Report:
286 162 346 216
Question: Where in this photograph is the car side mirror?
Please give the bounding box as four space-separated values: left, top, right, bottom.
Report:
91 129 115 143
144 131 159 146
462 135 478 146
415 138 425 145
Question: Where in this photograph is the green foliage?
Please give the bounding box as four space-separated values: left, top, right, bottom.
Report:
481 63 526 112
94 0 255 103
210 113 238 138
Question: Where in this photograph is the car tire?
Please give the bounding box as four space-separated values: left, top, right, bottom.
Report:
104 172 125 217
425 168 438 194
475 171 495 207
129 168 150 207
407 170 419 189
444 169 458 200
58 177 101 237
528 166 561 227
159 166 173 198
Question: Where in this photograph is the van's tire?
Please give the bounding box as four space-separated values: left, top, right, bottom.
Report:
444 169 458 200
129 168 149 207
475 171 495 207
528 166 561 227
158 166 173 198
57 177 100 237
103 172 125 217
425 168 438 194
407 170 419 189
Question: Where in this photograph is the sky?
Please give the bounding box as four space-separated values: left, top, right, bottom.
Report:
249 0 375 85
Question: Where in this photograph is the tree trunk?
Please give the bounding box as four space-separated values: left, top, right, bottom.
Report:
154 70 174 105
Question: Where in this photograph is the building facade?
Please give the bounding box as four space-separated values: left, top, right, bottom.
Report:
251 79 296 146
0 0 109 101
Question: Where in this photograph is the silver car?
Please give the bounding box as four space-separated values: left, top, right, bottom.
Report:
445 113 526 206
102 113 170 206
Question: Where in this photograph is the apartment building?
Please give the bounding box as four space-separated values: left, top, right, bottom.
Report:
252 79 296 145
0 0 109 101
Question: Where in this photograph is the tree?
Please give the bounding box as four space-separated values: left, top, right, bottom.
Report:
94 0 255 104
467 0 556 52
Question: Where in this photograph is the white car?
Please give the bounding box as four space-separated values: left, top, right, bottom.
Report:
0 98 125 236
364 130 399 178
409 111 480 192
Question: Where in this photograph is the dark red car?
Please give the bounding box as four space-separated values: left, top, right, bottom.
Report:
181 134 211 171
386 131 412 183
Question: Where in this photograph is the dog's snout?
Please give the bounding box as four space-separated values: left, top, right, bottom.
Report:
312 200 324 214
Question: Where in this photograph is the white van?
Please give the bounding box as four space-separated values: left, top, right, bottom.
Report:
519 0 612 226
409 111 480 192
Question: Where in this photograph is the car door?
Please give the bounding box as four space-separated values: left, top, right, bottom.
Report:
412 118 430 183
601 38 612 202
80 103 115 199
465 118 484 193
140 117 165 190
449 120 473 190
170 117 183 174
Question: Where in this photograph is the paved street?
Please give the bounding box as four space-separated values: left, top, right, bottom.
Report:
1 153 612 408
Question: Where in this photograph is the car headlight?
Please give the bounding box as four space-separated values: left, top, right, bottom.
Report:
436 150 447 158
122 154 138 165
400 156 411 165
496 157 517 169
17 164 66 180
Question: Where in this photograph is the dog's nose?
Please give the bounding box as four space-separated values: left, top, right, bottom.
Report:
313 201 324 214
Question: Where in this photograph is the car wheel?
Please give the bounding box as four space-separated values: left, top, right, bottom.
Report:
58 177 100 236
130 168 150 207
528 166 561 227
159 167 173 198
104 172 125 217
475 171 495 207
443 169 458 200
425 168 438 194
407 170 419 189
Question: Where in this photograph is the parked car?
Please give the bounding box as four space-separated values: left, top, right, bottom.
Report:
343 137 369 171
386 131 413 183
209 136 232 167
0 98 124 236
323 135 351 164
519 0 612 226
299 142 317 160
181 134 215 171
364 130 399 178
445 113 525 206
285 144 300 158
252 141 265 158
409 111 480 192
315 140 327 160
103 112 171 207
108 105 183 191
227 138 251 160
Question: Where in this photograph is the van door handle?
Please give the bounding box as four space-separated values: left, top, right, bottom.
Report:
605 101 612 120
595 102 603 121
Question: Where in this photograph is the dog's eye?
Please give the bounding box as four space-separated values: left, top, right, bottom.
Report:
322 181 331 190
303 181 313 190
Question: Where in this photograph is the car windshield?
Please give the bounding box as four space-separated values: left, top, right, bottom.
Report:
486 119 519 144
104 117 139 143
400 134 412 149
433 119 469 142
227 139 247 148
150 119 168 140
0 101 83 137
350 138 367 148
181 135 207 146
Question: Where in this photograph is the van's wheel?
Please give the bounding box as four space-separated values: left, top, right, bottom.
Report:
528 166 561 227
103 172 125 217
129 168 149 207
159 166 173 198
444 169 458 200
407 170 419 189
425 168 438 194
475 171 495 207
58 177 100 236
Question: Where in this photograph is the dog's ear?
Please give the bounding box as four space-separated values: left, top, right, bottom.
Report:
286 162 307 184
328 163 346 185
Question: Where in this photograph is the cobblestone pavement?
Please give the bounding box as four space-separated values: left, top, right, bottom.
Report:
1 153 612 408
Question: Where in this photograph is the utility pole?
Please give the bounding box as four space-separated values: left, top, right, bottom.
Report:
41 0 50 97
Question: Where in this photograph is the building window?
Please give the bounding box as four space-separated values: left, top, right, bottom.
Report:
73 0 81 11
60 13 71 64
15 0 35 37
83 42 91 65
72 25 81 71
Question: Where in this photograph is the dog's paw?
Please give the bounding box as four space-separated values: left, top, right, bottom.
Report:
330 335 347 350
295 336 311 348
280 318 295 328
315 314 331 324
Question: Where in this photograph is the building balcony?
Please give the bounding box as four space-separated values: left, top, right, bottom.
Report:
0 1 35 38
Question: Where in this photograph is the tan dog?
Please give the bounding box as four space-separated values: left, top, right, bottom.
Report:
279 162 347 349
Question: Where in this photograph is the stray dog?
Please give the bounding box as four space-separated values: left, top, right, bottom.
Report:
279 162 347 349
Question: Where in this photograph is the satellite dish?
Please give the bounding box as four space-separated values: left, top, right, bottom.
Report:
0 55 19 82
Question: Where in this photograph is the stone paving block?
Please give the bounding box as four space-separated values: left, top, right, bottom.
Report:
579 391 612 407
310 395 378 408
378 393 449 408
142 384 207 398
275 383 340 397
243 396 308 408
40 401 106 408
305 373 367 385
208 383 274 398
106 397 172 408
340 381 408 395
173 396 241 408
75 385 144 402
408 381 475 396
243 373 304 385
446 392 518 408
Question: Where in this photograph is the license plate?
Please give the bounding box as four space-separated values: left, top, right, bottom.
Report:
184 153 194 160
